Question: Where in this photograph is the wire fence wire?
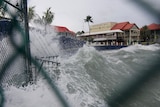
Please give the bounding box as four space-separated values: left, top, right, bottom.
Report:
0 0 69 107
0 0 160 107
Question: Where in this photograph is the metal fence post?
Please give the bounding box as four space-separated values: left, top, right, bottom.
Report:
22 0 32 83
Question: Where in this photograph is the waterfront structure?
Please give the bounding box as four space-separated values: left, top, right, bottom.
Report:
90 22 116 33
147 23 160 42
54 26 76 36
78 21 140 46
53 25 85 53
111 22 140 45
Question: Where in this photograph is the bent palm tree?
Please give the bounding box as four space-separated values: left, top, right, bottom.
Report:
84 15 93 43
84 15 93 42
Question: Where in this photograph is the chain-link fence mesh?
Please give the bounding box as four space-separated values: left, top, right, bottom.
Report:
0 0 69 107
0 0 160 107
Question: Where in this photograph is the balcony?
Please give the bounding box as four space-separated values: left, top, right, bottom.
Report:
93 36 117 41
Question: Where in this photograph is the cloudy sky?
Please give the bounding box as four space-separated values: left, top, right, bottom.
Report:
28 0 160 32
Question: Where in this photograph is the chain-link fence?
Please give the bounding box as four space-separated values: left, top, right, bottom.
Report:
0 0 69 107
0 0 160 107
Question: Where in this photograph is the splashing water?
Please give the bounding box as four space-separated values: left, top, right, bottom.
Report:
2 23 160 107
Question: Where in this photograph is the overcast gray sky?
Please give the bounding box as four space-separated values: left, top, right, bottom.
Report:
28 0 160 32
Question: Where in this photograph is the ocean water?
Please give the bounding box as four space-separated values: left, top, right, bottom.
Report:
2 25 160 107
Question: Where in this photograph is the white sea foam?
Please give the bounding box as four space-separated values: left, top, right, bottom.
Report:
4 80 63 107
2 25 107 107
2 22 160 107
120 44 160 52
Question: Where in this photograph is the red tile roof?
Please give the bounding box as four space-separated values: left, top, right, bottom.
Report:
111 22 129 30
147 23 160 30
111 22 139 30
123 23 135 30
54 26 75 36
54 26 70 32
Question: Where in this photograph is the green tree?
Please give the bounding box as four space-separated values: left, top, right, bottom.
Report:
0 7 5 17
28 6 36 22
140 25 151 42
42 7 54 25
76 30 85 35
84 15 93 35
0 3 7 19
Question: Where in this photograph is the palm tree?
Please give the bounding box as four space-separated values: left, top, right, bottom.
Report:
0 7 4 17
84 15 93 35
0 4 6 19
28 6 36 22
42 7 54 25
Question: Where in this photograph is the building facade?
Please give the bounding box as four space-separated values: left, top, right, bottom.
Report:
90 22 116 33
54 26 76 36
78 21 140 46
111 22 140 45
147 23 160 43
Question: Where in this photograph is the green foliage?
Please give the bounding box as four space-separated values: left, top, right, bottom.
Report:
140 25 151 42
28 6 35 22
42 7 54 25
84 15 93 38
88 37 93 42
0 2 7 17
0 6 5 17
76 30 85 35
84 15 93 23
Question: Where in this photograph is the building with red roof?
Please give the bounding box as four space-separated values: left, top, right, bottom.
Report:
111 21 139 31
123 23 137 30
144 23 160 43
111 22 140 45
147 23 160 30
111 22 129 30
78 21 140 46
54 26 75 36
